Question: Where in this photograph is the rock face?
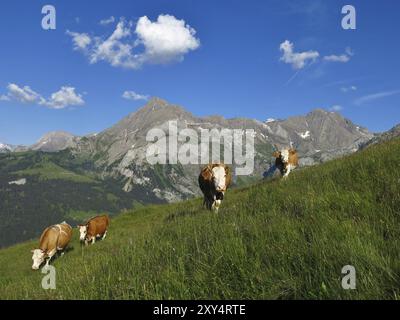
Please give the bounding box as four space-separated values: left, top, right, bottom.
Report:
263 109 374 166
2 98 376 202
0 143 27 153
0 143 13 153
361 123 400 148
67 98 373 202
30 131 78 152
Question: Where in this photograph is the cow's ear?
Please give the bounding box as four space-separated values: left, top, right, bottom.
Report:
224 165 231 176
31 250 35 253
289 149 297 154
272 151 280 158
201 164 213 180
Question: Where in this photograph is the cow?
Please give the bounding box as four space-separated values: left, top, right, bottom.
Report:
198 163 232 212
78 215 110 246
272 147 299 178
31 222 72 270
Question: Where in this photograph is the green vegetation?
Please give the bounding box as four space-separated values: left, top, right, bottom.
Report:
14 161 96 183
0 151 161 248
0 139 399 299
66 210 102 222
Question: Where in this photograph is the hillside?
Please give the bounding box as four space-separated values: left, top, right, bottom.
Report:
0 150 163 248
0 138 399 299
2 98 373 203
0 99 375 248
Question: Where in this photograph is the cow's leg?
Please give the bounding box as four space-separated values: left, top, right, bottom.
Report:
283 165 292 178
102 230 107 240
214 199 222 212
85 238 89 246
91 236 96 245
58 247 65 257
202 197 207 208
44 249 56 268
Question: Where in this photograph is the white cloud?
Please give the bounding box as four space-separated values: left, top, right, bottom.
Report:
67 15 200 70
0 83 85 109
44 86 85 109
122 90 149 101
354 90 400 106
100 16 115 26
324 47 354 63
329 105 343 111
135 14 200 64
279 40 319 70
341 85 357 92
324 54 350 63
6 83 44 104
89 20 138 69
66 30 91 50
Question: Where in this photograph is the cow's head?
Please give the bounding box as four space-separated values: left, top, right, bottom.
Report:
201 164 231 199
31 249 46 270
77 225 88 242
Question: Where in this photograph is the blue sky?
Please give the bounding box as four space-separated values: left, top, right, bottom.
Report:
0 0 399 145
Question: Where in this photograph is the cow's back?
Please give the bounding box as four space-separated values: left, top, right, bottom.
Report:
57 223 72 249
87 215 109 236
39 227 59 253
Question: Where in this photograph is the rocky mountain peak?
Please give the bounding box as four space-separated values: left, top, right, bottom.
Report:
30 131 77 152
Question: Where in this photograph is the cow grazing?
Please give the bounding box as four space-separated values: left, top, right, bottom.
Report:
199 163 232 211
273 148 299 178
31 222 72 270
78 215 110 246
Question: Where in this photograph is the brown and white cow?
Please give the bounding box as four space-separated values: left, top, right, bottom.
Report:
31 222 72 270
78 215 110 245
199 163 232 211
273 148 299 178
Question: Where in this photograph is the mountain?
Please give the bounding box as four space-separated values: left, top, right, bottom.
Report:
66 98 374 200
263 108 374 165
0 97 376 247
0 143 12 153
2 98 375 202
1 131 78 154
30 131 78 152
1 137 399 299
361 123 400 148
0 142 28 153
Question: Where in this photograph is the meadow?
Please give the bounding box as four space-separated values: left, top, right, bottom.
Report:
0 138 399 299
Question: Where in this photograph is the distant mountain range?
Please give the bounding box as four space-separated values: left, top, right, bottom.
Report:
1 97 380 202
1 97 398 248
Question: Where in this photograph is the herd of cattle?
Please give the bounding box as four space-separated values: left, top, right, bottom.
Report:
31 215 110 270
31 147 298 270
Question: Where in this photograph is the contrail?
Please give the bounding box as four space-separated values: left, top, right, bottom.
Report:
284 60 316 86
284 69 301 86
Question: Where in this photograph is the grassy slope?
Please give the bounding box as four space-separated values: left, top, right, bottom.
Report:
14 161 97 183
0 139 399 299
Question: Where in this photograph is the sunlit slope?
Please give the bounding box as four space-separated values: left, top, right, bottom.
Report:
0 138 399 299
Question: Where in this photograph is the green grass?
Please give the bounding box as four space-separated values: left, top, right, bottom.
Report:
65 210 102 222
0 138 399 299
13 161 97 183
